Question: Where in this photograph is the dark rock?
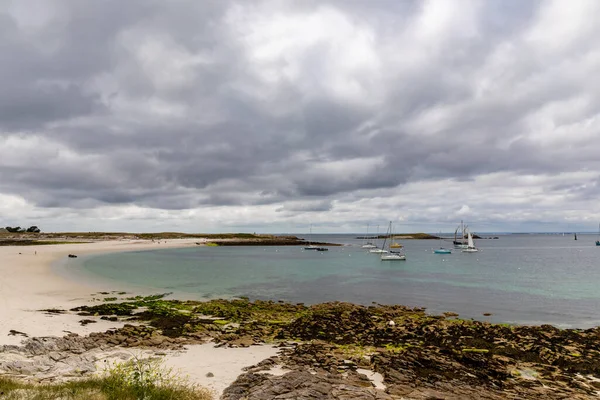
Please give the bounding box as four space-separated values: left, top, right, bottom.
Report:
222 369 394 400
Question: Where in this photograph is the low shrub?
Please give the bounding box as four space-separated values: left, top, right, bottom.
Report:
0 357 212 400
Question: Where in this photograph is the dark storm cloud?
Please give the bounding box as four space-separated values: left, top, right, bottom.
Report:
276 200 332 213
1 0 599 231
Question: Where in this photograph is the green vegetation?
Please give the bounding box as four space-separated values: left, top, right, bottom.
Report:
335 344 377 359
19 232 266 240
205 242 219 247
4 226 40 233
384 343 410 353
0 240 89 246
462 348 490 353
0 357 212 400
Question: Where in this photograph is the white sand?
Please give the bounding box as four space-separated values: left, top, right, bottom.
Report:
92 343 280 398
0 239 281 398
356 368 386 390
0 239 201 346
163 343 280 396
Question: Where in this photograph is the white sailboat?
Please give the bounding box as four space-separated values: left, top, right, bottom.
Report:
461 230 478 253
304 225 328 251
381 221 406 261
369 224 389 253
369 248 389 253
361 223 377 249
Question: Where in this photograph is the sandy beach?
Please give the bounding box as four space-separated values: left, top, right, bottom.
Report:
0 239 279 397
0 239 200 345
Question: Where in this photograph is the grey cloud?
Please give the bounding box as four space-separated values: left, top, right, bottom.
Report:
0 0 599 231
276 200 333 213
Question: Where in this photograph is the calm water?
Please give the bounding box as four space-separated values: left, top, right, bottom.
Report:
66 234 600 328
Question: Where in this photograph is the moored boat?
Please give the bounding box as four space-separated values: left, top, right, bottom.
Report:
361 223 377 248
304 225 328 251
381 221 406 261
454 220 468 248
369 248 389 254
433 231 452 254
434 248 452 254
461 230 478 253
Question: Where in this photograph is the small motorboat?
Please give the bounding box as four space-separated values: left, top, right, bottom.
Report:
434 248 452 254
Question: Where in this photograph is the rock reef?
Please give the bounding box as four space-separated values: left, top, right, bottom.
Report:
2 297 599 399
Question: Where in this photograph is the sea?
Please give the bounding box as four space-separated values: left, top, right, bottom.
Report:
61 234 600 328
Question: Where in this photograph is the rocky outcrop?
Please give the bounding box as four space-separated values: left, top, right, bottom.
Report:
223 370 394 400
3 297 600 399
0 324 209 382
224 341 598 399
0 334 131 381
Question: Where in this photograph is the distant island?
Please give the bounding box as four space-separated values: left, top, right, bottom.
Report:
356 233 499 240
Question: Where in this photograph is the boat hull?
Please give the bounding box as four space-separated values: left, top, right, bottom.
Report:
369 249 389 253
381 254 406 261
462 248 479 253
434 249 452 254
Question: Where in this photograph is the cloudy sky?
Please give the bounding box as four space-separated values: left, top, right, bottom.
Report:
1 0 599 233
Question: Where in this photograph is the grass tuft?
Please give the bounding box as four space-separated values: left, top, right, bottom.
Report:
0 357 213 400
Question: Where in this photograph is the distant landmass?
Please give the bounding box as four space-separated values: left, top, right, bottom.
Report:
355 233 498 240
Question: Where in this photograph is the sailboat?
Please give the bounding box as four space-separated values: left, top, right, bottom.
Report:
390 234 403 249
369 224 389 253
574 233 578 241
433 231 452 254
361 223 377 249
381 221 406 261
453 221 468 249
596 223 600 246
304 225 328 251
461 230 478 253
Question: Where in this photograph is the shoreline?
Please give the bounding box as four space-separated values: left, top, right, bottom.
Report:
0 238 283 397
0 239 203 346
2 241 600 398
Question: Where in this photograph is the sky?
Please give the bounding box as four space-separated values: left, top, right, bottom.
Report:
1 0 599 234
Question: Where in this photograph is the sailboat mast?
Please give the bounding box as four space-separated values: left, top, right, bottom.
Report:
382 221 391 251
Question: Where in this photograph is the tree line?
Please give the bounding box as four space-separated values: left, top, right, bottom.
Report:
4 226 41 233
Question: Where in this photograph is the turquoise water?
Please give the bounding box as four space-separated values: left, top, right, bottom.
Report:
67 234 600 327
